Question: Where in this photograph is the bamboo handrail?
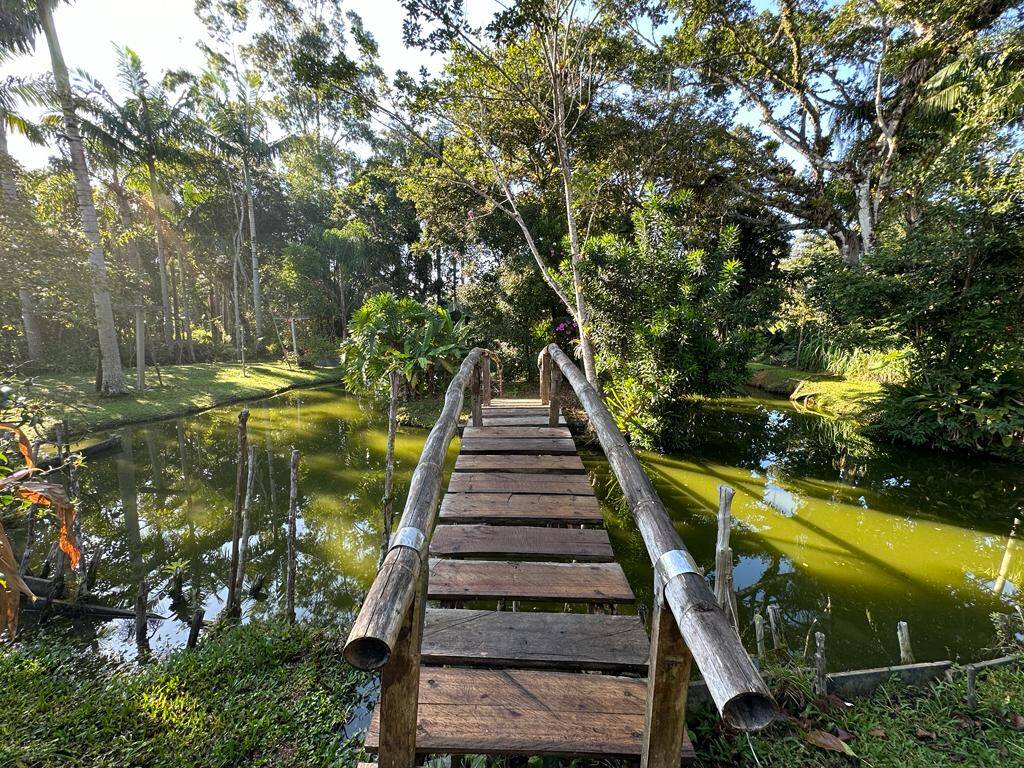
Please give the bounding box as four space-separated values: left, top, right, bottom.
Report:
344 347 487 669
545 343 776 731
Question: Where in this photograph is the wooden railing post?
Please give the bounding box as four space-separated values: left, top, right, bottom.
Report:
470 360 483 427
482 351 492 406
642 578 693 768
377 563 429 768
539 349 551 404
549 364 561 427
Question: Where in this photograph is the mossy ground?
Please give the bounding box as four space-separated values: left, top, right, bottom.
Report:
747 363 883 420
21 362 344 438
0 621 368 768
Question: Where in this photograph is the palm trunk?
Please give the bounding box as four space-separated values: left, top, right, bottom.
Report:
113 185 147 390
242 159 263 350
232 254 243 362
40 1 126 395
146 161 174 346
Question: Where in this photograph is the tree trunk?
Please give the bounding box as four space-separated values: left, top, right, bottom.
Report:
18 288 45 363
855 175 874 264
113 185 147 390
146 161 174 347
232 254 243 362
40 1 126 395
242 159 263 350
178 256 196 362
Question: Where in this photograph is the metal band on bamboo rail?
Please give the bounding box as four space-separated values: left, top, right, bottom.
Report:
389 527 426 555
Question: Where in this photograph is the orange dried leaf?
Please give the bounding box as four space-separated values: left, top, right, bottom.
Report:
0 522 35 640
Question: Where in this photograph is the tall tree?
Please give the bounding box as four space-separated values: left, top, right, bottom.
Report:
32 0 127 392
660 0 1018 264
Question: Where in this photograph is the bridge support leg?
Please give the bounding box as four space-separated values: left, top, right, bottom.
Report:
642 580 693 768
377 565 428 768
470 361 483 427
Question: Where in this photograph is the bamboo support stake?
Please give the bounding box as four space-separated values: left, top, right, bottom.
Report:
187 607 204 649
802 618 818 659
641 582 693 768
965 664 977 709
767 604 787 651
286 448 299 624
377 558 428 768
814 632 827 697
897 621 914 664
226 409 249 616
754 613 766 658
539 349 551 404
234 445 257 607
470 360 483 427
482 351 492 406
549 365 562 427
714 484 738 629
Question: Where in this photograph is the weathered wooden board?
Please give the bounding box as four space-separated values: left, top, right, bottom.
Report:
447 472 594 495
487 398 544 407
463 426 572 439
481 406 550 417
421 608 649 672
454 454 585 474
482 415 567 426
365 667 691 759
428 559 635 603
430 524 613 561
460 437 577 455
439 492 604 524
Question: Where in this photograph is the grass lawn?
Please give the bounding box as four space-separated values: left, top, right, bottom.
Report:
747 362 884 420
23 362 344 438
1 621 368 768
694 661 1024 767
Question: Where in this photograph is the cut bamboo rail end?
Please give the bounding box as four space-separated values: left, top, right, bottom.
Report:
897 620 914 665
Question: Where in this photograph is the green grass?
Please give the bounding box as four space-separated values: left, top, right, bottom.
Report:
694 662 1024 767
0 621 368 768
23 362 343 438
748 363 884 420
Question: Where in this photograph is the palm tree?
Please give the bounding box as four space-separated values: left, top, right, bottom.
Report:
78 47 197 349
5 0 127 393
1 64 48 362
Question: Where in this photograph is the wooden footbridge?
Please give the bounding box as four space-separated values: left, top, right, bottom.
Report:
346 345 775 766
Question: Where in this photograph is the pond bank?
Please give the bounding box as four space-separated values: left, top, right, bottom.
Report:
24 362 344 438
747 362 883 420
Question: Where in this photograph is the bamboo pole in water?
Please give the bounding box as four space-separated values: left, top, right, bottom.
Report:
897 621 914 665
814 632 827 696
226 409 249 617
767 604 787 651
187 608 204 649
754 613 766 658
234 445 257 607
287 448 299 624
714 485 738 629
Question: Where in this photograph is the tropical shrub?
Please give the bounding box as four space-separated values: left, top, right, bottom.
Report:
584 189 784 449
340 293 471 398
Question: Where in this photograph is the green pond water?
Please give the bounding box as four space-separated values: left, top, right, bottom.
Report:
14 384 1023 670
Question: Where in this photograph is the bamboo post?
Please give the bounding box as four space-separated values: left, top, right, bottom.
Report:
814 632 827 697
714 485 738 629
135 578 149 650
226 409 249 616
641 579 693 768
187 607 204 649
539 349 551 404
470 360 483 427
767 604 787 651
965 663 977 709
234 445 257 607
754 613 766 658
286 448 299 624
897 621 914 664
290 317 299 362
549 365 562 427
482 351 492 406
801 618 818 659
377 557 429 768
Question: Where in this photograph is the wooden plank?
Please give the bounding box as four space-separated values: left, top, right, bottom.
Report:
430 524 613 561
460 437 577 455
428 559 634 603
482 415 567 426
455 454 585 474
463 426 572 439
440 492 603 524
447 472 594 495
421 608 649 672
366 667 694 760
482 406 550 417
488 398 543 407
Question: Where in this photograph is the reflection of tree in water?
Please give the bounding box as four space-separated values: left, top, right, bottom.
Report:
19 386 425 657
585 394 1024 669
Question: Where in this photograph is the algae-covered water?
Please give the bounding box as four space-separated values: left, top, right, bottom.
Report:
14 385 1022 669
